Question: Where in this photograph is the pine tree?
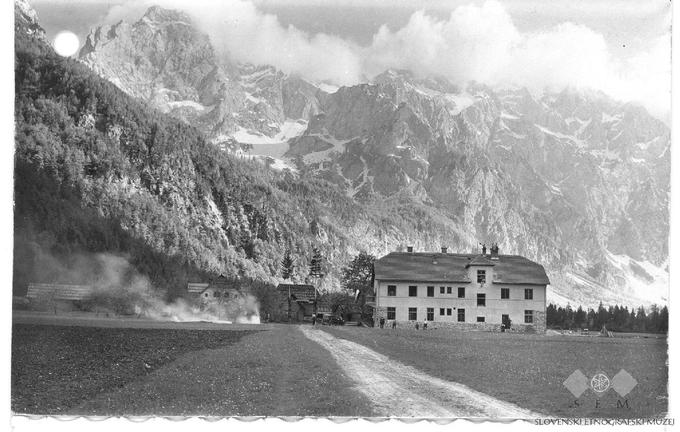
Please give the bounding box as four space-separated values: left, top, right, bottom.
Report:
281 249 294 280
309 247 324 278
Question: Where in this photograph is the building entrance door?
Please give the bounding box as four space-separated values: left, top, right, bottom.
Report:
502 314 510 331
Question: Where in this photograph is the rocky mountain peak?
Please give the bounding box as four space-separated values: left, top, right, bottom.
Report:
15 0 46 41
140 5 192 24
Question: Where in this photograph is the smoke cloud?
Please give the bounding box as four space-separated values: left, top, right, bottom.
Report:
98 0 669 119
25 249 261 324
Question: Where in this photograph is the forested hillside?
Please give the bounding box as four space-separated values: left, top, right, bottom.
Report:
13 17 463 297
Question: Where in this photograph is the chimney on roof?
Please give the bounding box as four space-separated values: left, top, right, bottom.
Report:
490 243 500 258
407 246 414 253
441 246 448 253
481 243 487 255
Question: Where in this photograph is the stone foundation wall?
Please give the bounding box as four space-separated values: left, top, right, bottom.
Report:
533 310 547 333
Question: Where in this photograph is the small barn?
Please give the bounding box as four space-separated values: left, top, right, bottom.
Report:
187 275 240 304
277 283 319 322
25 283 93 312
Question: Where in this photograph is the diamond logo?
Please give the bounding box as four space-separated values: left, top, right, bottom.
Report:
563 369 589 398
590 373 610 393
612 369 638 397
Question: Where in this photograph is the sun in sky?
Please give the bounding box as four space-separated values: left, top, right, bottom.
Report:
53 30 80 57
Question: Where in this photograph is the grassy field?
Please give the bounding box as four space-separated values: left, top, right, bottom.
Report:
322 326 668 418
12 323 373 416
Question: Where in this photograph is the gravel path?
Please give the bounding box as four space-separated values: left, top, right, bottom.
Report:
301 326 538 418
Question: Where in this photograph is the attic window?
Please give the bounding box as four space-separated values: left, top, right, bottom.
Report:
477 270 486 283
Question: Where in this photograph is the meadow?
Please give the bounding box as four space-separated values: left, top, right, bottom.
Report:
323 326 668 418
11 314 667 418
11 321 373 416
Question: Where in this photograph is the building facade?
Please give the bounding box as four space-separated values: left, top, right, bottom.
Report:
373 247 549 332
277 283 319 322
187 275 240 305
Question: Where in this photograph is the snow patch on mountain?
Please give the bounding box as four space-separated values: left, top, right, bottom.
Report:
231 120 308 145
546 289 576 307
500 111 519 120
445 93 476 115
317 82 339 94
605 251 668 305
167 100 211 111
534 124 584 147
303 134 352 163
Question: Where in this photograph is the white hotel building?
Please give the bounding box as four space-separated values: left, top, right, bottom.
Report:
372 247 549 332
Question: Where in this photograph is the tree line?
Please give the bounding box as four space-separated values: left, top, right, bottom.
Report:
546 302 668 334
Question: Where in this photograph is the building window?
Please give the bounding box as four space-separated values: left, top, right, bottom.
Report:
501 288 510 299
458 287 465 298
408 307 417 321
477 316 485 323
447 286 452 294
409 286 418 297
440 286 445 294
525 310 534 323
439 308 445 316
427 308 434 321
457 308 465 322
387 285 396 296
446 308 452 316
477 293 486 307
525 288 533 300
427 286 434 297
477 270 486 283
387 307 396 320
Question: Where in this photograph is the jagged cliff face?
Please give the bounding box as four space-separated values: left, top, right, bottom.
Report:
74 6 669 308
79 6 324 153
15 0 46 41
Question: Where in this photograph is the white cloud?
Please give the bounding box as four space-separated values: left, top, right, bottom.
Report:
361 2 670 119
95 0 670 119
195 0 363 85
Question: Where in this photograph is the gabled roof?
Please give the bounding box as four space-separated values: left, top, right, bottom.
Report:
374 252 550 285
187 283 209 293
27 283 93 300
277 284 319 302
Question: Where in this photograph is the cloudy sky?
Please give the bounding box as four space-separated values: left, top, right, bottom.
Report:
31 0 671 120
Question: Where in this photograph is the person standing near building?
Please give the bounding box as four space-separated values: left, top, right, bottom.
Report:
379 317 385 328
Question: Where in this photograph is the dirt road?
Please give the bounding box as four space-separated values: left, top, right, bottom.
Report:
301 326 538 418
